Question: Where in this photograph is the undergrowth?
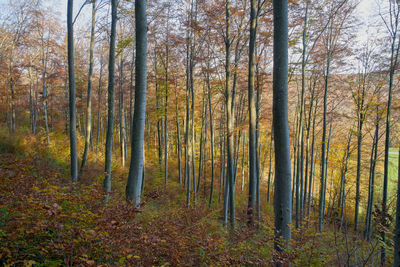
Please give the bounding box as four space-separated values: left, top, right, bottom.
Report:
0 127 389 266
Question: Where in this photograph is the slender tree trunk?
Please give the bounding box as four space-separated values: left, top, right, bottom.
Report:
197 96 206 192
96 54 104 151
9 57 15 134
354 67 367 231
219 121 225 203
126 0 147 207
28 64 35 134
364 109 379 239
319 49 331 232
382 12 400 263
394 146 400 267
119 57 127 167
129 50 134 142
322 123 332 220
175 86 182 184
242 133 246 191
255 61 261 221
184 0 192 207
224 0 235 227
298 0 309 224
208 69 215 207
273 0 291 256
67 0 78 182
190 40 197 207
41 34 51 145
247 0 259 226
104 0 117 200
81 1 96 170
267 129 273 202
164 7 170 186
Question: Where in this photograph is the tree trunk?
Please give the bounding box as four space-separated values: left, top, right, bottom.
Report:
96 54 104 151
207 69 215 207
382 11 400 263
255 60 261 222
247 0 259 226
267 128 273 202
273 0 291 256
364 107 379 240
67 0 78 182
104 0 117 200
81 0 96 170
164 7 170 186
224 0 235 227
175 85 182 184
394 146 400 267
119 57 127 167
319 48 331 232
126 0 147 207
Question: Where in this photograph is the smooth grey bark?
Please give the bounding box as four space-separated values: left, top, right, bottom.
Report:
364 107 379 240
184 0 192 207
338 128 352 231
224 0 235 227
307 94 318 216
318 34 332 232
207 68 215 207
267 128 273 202
164 7 170 186
291 103 299 212
247 0 259 226
126 0 147 207
303 78 316 216
202 106 208 197
322 122 332 225
190 0 198 207
354 56 368 232
41 31 51 145
104 0 117 200
241 133 246 191
156 69 162 165
118 57 127 167
197 96 206 192
255 60 261 221
295 0 309 227
273 0 291 255
381 3 400 263
219 119 225 203
175 86 182 184
9 52 15 133
129 48 135 143
67 0 78 182
96 53 104 151
394 146 400 267
28 63 37 134
81 0 96 170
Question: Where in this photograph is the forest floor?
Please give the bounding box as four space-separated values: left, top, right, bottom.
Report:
0 127 388 266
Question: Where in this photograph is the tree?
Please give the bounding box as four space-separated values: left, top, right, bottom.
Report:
126 0 147 207
247 0 259 227
394 146 400 267
273 0 291 258
104 0 117 201
67 0 78 182
223 0 235 227
81 0 97 171
380 0 400 263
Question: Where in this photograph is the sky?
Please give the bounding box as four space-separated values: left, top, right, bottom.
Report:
0 0 383 57
0 0 378 31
